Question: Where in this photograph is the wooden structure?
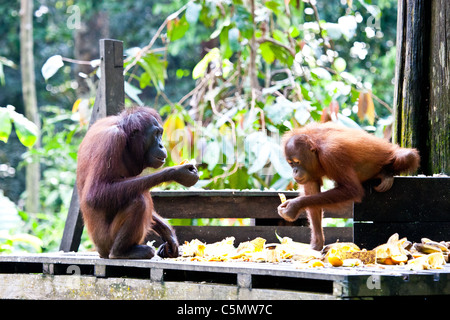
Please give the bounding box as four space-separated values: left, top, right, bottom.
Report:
60 39 124 253
150 190 352 246
354 177 450 249
1 252 450 300
1 33 449 300
394 0 449 174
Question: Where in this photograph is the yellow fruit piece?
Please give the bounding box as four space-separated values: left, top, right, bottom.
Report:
308 259 324 268
375 233 411 265
278 193 287 203
408 252 446 270
324 242 360 259
250 237 266 252
179 159 189 165
391 254 408 264
181 239 206 257
342 258 362 267
328 255 343 267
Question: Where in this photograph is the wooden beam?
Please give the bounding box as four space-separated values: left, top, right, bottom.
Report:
60 39 124 252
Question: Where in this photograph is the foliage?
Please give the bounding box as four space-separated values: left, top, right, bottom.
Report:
0 0 398 251
19 106 89 251
120 0 396 191
0 105 38 148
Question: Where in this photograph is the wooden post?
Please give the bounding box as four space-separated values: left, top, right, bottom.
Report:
393 0 449 174
428 0 450 174
393 0 431 172
60 39 124 252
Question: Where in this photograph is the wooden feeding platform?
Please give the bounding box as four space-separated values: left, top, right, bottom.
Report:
1 39 448 300
1 177 449 300
1 251 450 300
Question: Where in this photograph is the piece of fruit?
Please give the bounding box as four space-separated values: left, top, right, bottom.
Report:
408 252 446 270
179 159 189 165
278 193 287 203
391 254 408 264
308 259 325 268
413 243 442 254
421 238 448 252
250 237 266 252
323 242 360 258
342 258 362 267
328 255 344 267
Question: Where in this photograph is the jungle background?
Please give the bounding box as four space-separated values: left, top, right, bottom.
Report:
0 0 397 253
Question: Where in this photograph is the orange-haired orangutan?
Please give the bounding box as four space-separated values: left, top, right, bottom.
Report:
77 107 199 259
278 122 420 250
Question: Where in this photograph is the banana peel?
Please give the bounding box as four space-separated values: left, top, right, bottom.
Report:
323 242 361 258
374 233 410 265
408 252 446 270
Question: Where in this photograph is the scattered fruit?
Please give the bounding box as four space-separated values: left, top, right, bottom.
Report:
174 234 447 270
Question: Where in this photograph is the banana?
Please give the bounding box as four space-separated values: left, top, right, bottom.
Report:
413 243 442 254
421 238 448 252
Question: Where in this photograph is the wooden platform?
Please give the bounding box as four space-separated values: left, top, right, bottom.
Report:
1 252 450 300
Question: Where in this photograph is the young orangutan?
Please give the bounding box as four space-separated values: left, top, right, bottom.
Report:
278 122 420 250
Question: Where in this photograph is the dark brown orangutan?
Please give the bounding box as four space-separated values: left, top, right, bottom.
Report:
278 122 420 250
77 107 199 259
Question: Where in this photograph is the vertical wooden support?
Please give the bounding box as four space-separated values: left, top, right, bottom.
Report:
393 0 431 173
428 0 450 174
393 0 449 174
60 39 124 252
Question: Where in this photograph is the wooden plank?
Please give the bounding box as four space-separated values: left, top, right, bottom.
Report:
152 190 352 219
2 253 450 299
354 222 450 250
148 225 353 246
59 187 83 252
0 274 335 300
60 39 125 252
354 177 450 222
429 0 450 174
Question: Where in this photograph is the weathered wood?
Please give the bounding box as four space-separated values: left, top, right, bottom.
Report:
59 188 83 252
394 0 449 174
354 177 450 249
428 0 450 174
354 222 450 250
60 39 125 252
354 177 450 222
393 0 431 172
1 252 450 299
149 190 352 245
0 274 334 300
152 190 352 219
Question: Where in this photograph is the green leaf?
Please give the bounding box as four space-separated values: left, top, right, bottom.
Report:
167 15 189 42
10 108 38 148
260 42 275 64
0 107 12 143
138 53 167 91
192 48 220 79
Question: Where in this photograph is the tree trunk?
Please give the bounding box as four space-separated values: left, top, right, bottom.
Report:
20 0 40 213
393 0 449 175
